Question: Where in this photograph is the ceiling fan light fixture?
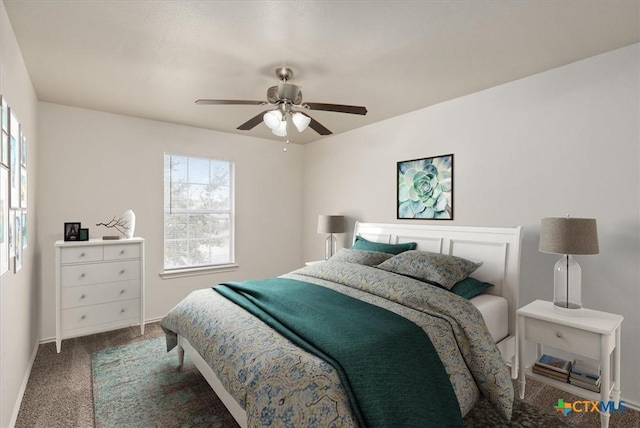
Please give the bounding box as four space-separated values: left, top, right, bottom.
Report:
292 112 311 132
271 119 287 137
196 68 367 138
263 110 283 130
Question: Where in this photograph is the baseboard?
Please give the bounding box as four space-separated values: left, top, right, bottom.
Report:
8 337 40 428
623 400 640 412
38 318 164 345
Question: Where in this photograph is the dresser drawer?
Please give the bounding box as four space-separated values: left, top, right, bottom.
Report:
60 260 140 287
61 299 140 332
60 246 103 264
61 280 141 309
104 244 140 261
524 317 600 359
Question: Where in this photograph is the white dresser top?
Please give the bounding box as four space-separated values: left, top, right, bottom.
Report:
55 237 144 247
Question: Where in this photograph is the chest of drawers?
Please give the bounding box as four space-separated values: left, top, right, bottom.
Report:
54 238 145 352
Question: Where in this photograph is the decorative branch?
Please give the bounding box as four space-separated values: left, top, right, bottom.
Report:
96 215 130 236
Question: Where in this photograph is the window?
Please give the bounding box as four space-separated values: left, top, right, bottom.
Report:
163 153 234 272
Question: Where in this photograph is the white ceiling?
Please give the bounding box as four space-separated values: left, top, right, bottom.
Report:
4 1 639 144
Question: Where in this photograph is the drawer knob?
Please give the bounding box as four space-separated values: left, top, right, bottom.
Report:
79 252 85 258
556 331 563 338
80 315 86 320
120 250 125 255
120 309 126 314
80 273 86 279
80 294 86 300
120 270 125 275
120 289 126 295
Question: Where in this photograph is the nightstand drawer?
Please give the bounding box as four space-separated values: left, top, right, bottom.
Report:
525 317 600 359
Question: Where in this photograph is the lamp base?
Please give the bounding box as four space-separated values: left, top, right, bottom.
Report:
553 254 582 316
324 234 336 260
553 301 583 316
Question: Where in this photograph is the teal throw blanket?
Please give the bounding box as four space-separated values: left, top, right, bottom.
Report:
214 278 462 428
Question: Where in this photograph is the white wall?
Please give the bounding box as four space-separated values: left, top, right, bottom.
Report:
0 2 39 427
303 44 640 405
3 2 638 421
37 104 304 338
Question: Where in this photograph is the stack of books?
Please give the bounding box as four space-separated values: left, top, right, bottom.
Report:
532 354 571 382
570 359 601 392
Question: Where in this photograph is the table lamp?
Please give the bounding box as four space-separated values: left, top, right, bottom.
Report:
317 215 346 260
539 216 599 314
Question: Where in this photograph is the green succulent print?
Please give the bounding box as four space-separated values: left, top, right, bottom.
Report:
398 155 452 219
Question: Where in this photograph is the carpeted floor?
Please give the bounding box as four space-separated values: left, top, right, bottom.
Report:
15 323 640 427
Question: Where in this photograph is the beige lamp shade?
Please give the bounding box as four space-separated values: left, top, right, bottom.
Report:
317 215 346 234
539 217 599 255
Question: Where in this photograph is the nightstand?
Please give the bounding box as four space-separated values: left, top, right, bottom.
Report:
517 300 623 428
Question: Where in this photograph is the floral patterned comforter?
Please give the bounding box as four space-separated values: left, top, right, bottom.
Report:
161 262 514 427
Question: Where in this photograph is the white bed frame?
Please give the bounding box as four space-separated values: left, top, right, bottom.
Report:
176 222 523 428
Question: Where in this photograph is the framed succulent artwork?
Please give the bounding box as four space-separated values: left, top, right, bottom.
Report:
397 154 453 220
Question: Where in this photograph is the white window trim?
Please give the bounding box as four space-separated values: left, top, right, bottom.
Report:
159 263 239 279
163 153 235 274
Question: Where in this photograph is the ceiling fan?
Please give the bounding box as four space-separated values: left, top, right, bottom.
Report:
195 67 367 137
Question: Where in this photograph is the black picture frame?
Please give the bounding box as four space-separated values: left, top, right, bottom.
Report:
64 222 81 241
397 154 454 220
79 228 89 241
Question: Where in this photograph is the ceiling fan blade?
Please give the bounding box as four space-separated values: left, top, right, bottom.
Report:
237 110 272 130
304 102 367 115
298 112 332 135
195 99 265 106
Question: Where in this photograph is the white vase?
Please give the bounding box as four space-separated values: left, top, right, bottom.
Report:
122 209 136 239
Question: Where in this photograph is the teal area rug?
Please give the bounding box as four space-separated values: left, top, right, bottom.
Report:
92 337 575 428
91 337 238 428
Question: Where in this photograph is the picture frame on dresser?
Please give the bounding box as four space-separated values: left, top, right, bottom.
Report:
78 228 89 241
64 222 81 241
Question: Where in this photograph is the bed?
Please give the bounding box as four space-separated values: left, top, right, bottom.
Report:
161 221 523 427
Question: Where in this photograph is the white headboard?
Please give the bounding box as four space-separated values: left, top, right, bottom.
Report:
353 221 523 359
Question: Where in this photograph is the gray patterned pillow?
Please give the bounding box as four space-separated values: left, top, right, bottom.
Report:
328 249 394 266
376 250 482 289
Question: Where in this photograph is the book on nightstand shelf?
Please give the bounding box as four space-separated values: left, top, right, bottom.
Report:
571 358 600 378
569 358 601 392
569 375 601 392
535 354 572 374
532 364 570 382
